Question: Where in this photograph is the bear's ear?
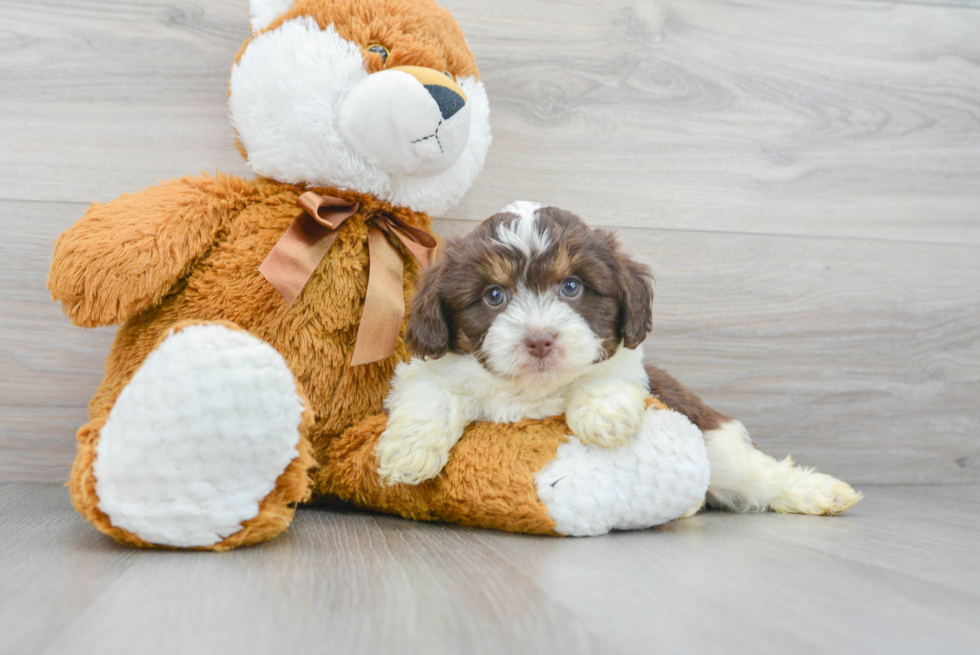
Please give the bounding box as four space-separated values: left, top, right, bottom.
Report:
248 0 295 33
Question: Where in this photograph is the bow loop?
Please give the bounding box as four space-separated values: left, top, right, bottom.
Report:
297 191 359 229
371 211 438 270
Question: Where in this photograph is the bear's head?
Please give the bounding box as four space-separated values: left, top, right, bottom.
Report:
230 0 491 216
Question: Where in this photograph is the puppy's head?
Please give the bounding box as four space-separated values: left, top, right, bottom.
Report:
407 202 653 380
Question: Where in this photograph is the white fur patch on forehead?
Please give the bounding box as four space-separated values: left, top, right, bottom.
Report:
499 200 544 217
493 201 551 257
249 0 295 32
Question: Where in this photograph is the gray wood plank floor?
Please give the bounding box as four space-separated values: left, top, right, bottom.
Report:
1 482 978 655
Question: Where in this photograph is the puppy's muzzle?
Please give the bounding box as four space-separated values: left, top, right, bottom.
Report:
337 65 471 179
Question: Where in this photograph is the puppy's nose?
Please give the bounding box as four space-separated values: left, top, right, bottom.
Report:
425 84 465 120
524 332 556 359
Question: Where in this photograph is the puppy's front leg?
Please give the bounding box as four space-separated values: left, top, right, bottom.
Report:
376 373 469 486
566 379 649 448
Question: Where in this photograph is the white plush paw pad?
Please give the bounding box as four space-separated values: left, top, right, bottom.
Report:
94 324 305 548
535 409 710 536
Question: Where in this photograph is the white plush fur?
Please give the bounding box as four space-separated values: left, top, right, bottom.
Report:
94 325 306 548
229 17 492 216
248 0 294 32
536 408 709 536
337 69 472 178
704 421 862 515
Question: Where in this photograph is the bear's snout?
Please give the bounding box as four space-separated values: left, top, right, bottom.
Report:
336 66 472 179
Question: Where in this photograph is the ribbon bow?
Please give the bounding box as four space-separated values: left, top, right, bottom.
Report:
259 191 437 366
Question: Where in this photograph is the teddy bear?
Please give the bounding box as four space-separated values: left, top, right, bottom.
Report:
49 0 493 549
48 0 797 550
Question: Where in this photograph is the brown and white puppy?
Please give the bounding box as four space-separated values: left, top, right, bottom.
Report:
377 202 861 516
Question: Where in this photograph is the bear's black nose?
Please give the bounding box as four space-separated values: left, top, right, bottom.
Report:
424 84 465 120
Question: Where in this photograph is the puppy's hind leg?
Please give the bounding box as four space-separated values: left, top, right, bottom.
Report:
645 365 861 515
704 421 861 515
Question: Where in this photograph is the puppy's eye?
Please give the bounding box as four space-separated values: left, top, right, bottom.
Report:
484 286 507 307
559 276 582 299
367 44 389 65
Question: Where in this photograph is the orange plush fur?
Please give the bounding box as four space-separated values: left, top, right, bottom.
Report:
51 175 432 548
244 0 480 76
67 319 318 551
322 398 671 535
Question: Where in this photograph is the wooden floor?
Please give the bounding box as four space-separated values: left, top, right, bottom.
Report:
1 0 978 653
1 482 978 655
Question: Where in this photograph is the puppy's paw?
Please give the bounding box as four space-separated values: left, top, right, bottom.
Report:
566 383 648 448
376 422 453 486
770 470 863 516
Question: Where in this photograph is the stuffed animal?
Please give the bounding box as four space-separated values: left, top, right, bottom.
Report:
325 397 710 536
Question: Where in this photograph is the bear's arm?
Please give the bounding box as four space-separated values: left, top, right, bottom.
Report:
48 173 257 327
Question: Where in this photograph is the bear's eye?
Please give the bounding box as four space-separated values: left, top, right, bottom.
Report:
559 276 582 299
443 70 453 79
484 286 507 308
367 44 389 65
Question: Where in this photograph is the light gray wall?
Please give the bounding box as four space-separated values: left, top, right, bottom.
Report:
1 0 978 484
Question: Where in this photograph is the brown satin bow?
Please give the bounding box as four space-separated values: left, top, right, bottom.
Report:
259 191 437 366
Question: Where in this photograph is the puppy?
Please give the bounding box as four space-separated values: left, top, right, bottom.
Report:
376 202 861 516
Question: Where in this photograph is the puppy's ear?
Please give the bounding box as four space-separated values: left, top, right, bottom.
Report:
406 257 452 359
616 257 654 349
